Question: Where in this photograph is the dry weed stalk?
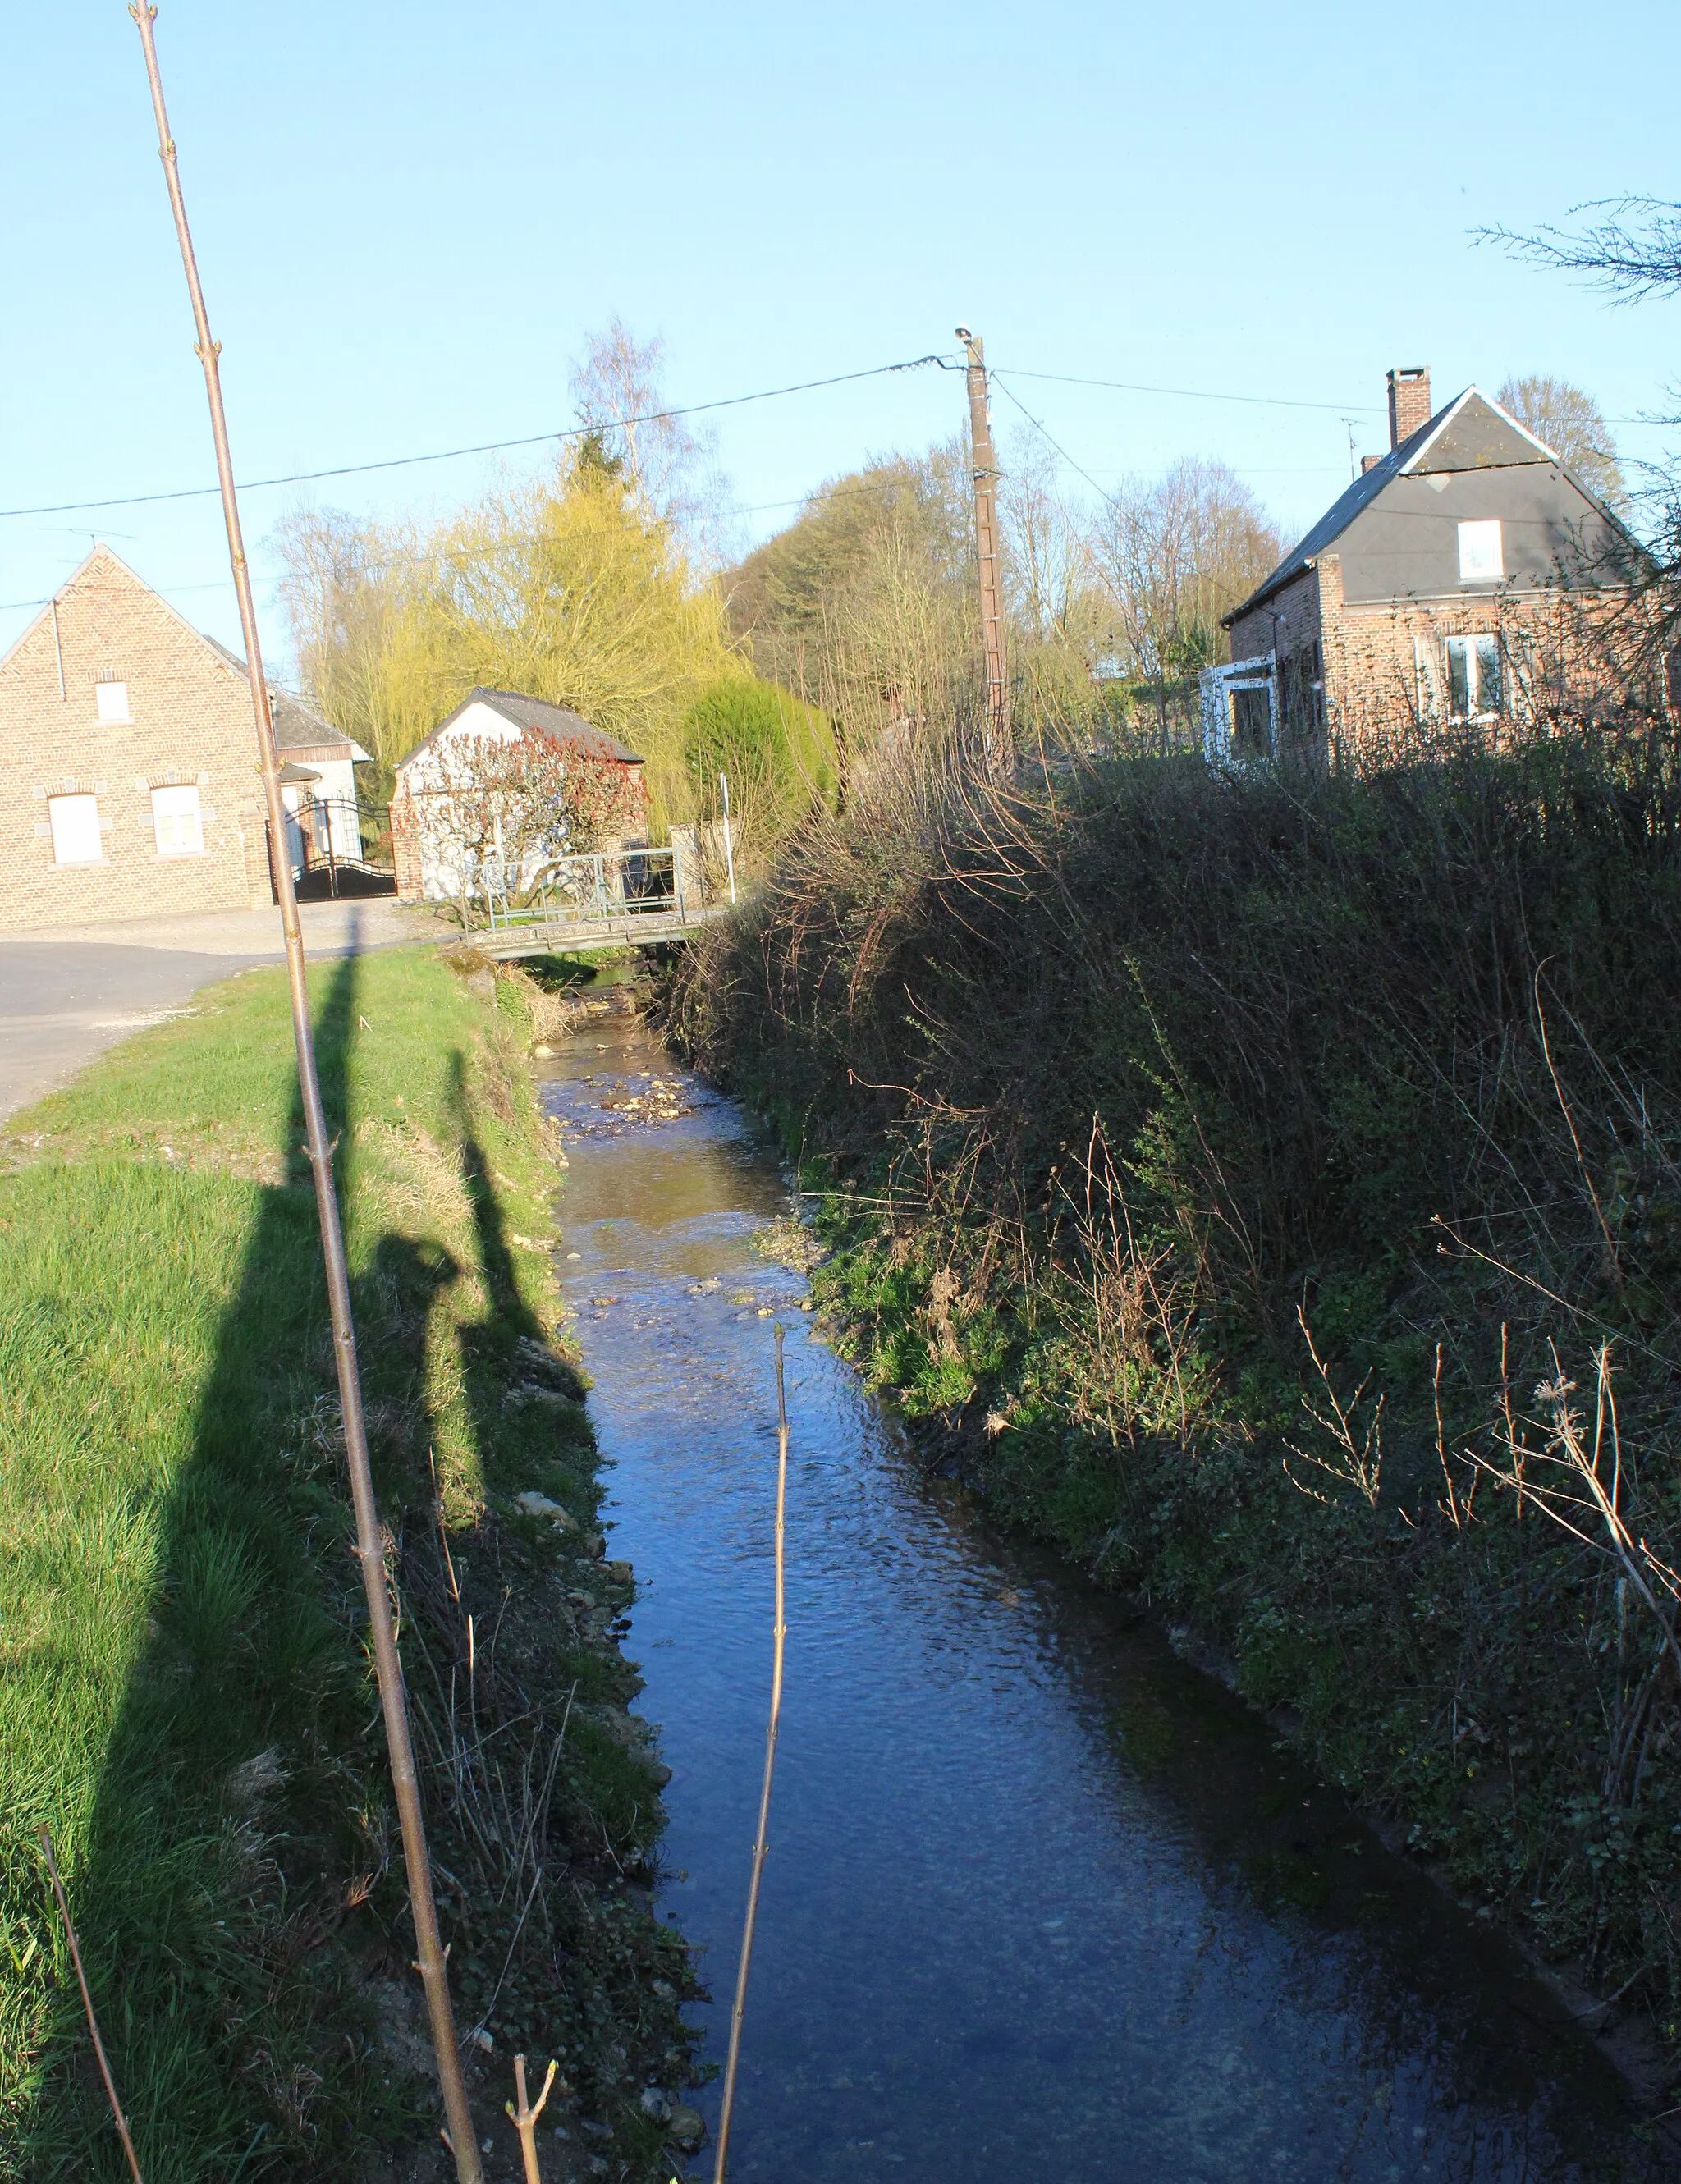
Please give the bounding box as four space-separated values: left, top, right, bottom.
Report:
1282 1308 1386 1509
1470 1344 1681 1682
397 1493 578 2043
39 1829 145 2184
712 1324 791 2184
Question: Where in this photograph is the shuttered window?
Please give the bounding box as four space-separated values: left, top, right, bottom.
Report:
151 784 204 856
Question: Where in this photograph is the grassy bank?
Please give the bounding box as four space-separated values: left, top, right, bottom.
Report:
0 947 695 2180
666 726 1681 2076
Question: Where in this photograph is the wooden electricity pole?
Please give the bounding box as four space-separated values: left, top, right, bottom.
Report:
127 11 483 2181
956 327 1009 773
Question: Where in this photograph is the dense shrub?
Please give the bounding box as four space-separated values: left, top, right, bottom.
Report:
680 675 837 863
666 722 1681 2054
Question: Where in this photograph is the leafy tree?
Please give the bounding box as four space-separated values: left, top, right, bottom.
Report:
727 442 977 748
682 676 837 859
274 427 736 829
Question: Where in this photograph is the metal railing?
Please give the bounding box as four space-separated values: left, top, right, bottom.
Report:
476 844 707 933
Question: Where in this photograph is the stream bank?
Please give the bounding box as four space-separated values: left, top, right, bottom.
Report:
539 1009 1667 2183
658 744 1681 2104
0 948 693 2183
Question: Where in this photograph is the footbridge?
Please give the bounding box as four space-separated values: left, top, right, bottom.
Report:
465 846 731 961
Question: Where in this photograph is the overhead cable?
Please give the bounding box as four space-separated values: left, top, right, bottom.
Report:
0 354 953 522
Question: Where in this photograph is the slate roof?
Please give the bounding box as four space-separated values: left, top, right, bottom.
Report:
201 634 371 758
1224 387 1637 625
396 688 644 772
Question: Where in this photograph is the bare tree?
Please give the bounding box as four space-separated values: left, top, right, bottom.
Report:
1092 459 1285 744
998 427 1111 742
1497 373 1626 505
569 318 731 559
1486 204 1681 671
1483 198 1681 303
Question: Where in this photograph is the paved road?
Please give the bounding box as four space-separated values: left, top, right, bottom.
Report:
0 945 256 1119
0 900 445 1119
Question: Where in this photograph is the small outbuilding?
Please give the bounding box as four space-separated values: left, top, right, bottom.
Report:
389 688 646 904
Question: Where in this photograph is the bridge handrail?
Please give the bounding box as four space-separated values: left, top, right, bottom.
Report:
476 842 700 932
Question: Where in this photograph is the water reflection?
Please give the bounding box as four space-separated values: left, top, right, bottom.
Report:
542 1028 1656 2182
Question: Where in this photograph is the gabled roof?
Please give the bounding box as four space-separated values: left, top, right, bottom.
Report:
200 634 370 760
1224 386 1641 625
0 541 240 680
395 687 644 774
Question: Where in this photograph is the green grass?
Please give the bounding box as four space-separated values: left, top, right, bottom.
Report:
0 949 689 2180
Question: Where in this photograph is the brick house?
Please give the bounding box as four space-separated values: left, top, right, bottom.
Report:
391 689 644 903
1205 369 1649 763
0 544 369 932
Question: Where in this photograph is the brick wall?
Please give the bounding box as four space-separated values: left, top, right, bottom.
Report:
0 547 271 932
1228 555 1658 769
390 782 424 900
1316 554 1655 762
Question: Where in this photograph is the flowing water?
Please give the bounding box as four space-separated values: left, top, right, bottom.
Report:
540 1023 1662 2183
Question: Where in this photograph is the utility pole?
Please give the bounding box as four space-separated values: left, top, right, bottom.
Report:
127 11 483 2181
956 327 1009 774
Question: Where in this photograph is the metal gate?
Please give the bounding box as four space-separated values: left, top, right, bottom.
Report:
267 795 396 901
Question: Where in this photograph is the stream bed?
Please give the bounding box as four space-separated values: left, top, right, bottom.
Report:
540 1022 1661 2182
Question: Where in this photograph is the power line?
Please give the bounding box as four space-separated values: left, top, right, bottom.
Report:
988 373 1120 507
7 346 1661 535
999 365 1386 416
0 477 964 617
0 354 953 523
998 363 1667 431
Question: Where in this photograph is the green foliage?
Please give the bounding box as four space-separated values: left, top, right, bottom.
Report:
0 953 688 2179
666 722 1681 2053
681 675 838 858
274 444 738 824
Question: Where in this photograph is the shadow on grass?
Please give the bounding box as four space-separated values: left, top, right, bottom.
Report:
21 952 424 2182
17 955 680 2182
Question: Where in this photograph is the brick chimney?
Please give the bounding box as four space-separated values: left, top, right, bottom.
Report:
1387 367 1431 449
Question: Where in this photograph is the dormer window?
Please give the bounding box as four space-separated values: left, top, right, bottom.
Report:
94 679 131 724
1457 520 1503 584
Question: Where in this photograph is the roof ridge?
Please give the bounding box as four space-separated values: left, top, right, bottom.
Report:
1221 384 1616 626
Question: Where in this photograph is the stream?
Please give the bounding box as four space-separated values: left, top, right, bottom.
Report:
539 1021 1660 2183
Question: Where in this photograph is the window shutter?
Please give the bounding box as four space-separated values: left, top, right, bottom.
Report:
1413 636 1442 721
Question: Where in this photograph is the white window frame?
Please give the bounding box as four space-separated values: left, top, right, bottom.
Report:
94 680 131 725
151 783 204 858
48 793 104 866
1413 634 1443 721
1200 653 1276 762
1457 520 1504 584
1445 634 1503 721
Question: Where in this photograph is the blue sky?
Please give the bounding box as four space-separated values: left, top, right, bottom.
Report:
4 0 1678 669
